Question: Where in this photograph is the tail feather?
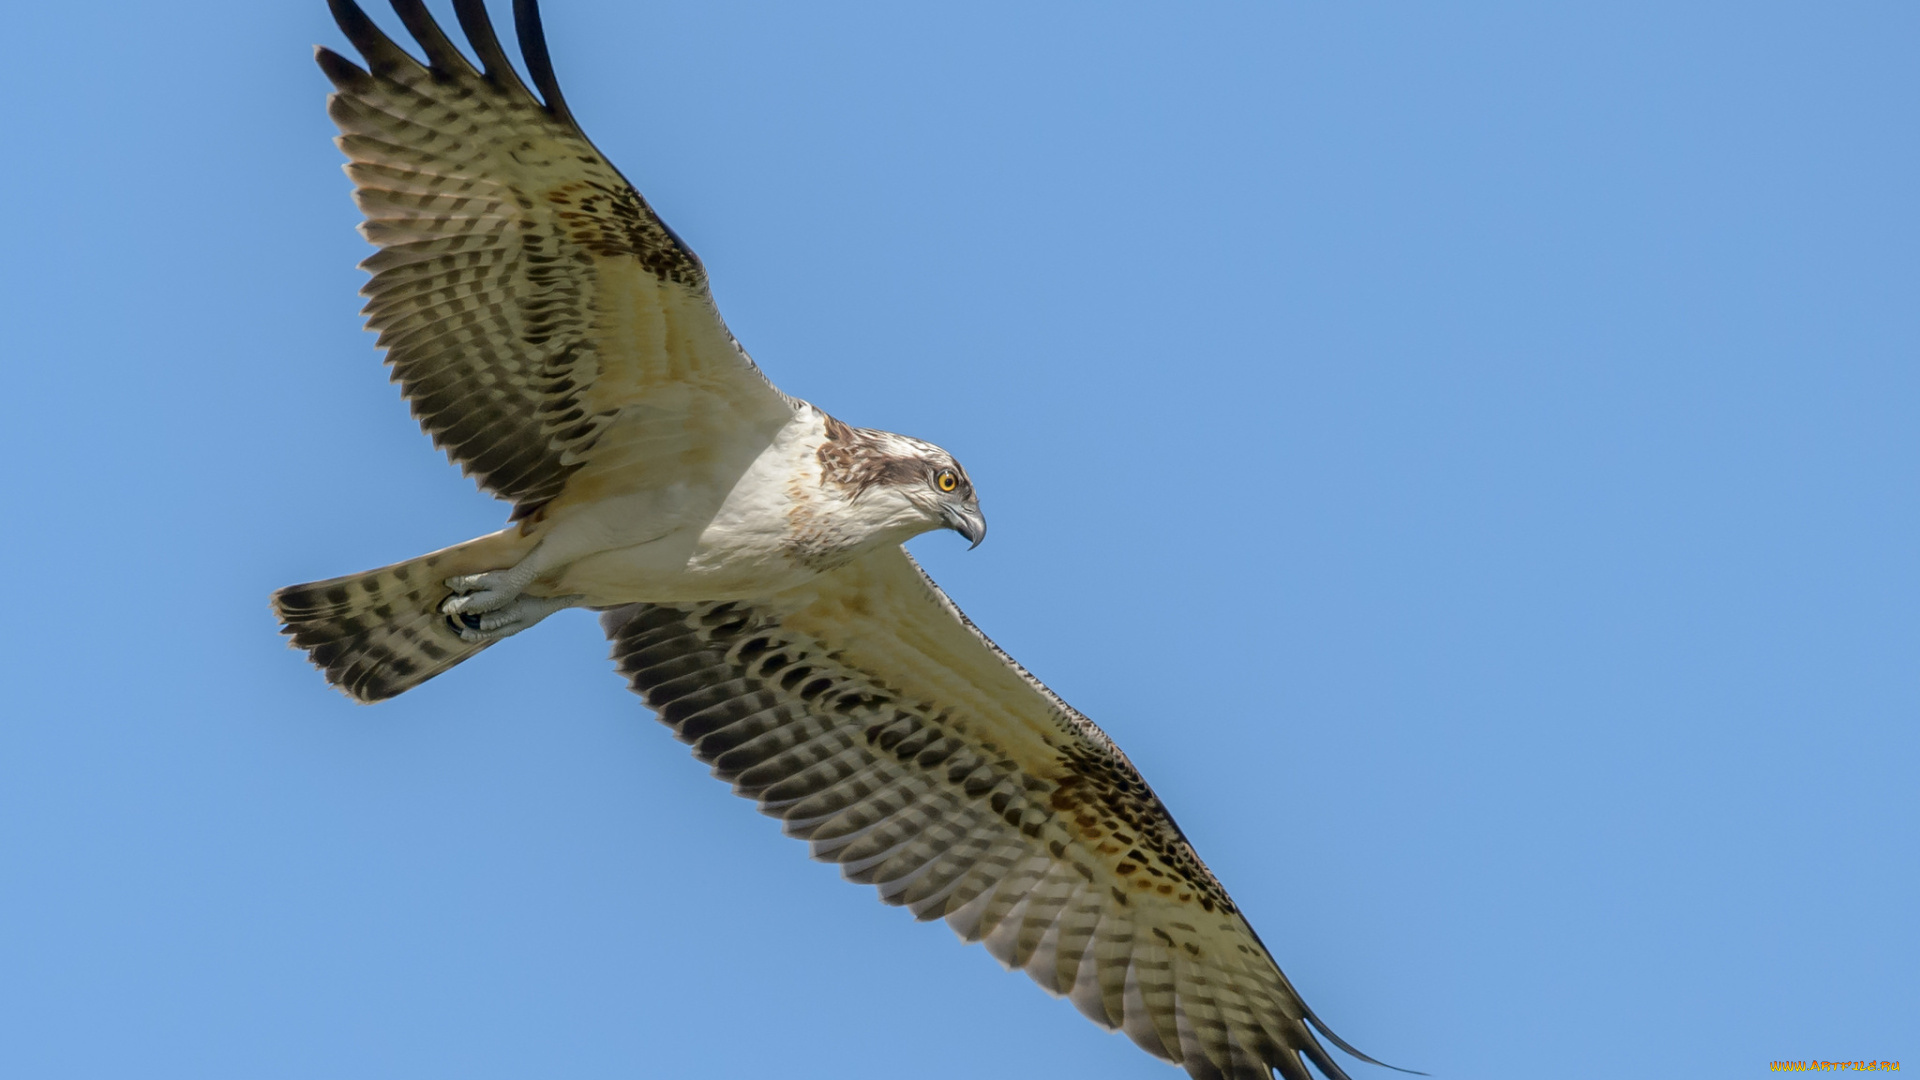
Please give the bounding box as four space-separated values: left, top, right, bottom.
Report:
273 529 531 702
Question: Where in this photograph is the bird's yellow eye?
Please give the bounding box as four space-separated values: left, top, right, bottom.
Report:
935 469 959 493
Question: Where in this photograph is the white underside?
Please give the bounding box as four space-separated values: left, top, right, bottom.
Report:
506 404 930 608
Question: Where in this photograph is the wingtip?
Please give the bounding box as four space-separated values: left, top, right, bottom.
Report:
450 0 532 96
326 0 387 65
314 44 370 88
389 0 480 78
1304 1008 1428 1077
513 0 577 126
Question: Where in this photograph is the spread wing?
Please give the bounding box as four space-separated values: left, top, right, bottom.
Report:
602 546 1392 1080
318 0 794 520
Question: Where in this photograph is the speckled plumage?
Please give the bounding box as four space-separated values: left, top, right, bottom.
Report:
272 3 1389 1077
599 548 1383 1080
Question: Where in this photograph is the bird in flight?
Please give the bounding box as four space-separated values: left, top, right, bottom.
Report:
275 3 1399 1077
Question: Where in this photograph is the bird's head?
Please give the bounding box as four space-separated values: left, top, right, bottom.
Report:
818 419 987 549
897 445 987 549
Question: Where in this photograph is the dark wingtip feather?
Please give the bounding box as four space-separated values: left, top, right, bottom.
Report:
1272 1045 1321 1080
388 0 479 77
1304 1009 1427 1077
451 0 532 97
327 0 419 76
1297 1040 1356 1080
512 0 576 126
314 45 371 89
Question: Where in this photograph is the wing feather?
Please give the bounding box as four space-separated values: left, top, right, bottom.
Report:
509 0 579 127
601 547 1390 1080
388 0 478 78
319 0 792 519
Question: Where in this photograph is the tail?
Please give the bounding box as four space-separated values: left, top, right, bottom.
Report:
272 529 533 703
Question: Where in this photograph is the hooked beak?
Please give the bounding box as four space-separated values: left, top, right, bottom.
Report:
941 503 988 549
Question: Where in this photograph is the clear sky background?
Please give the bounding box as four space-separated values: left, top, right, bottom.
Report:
2 2 1913 1078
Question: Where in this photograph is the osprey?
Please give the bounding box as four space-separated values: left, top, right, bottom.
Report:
275 3 1396 1078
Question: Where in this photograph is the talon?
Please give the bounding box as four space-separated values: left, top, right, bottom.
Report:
440 593 584 644
444 573 490 594
440 569 529 618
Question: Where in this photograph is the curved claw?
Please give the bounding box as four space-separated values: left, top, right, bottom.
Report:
442 570 527 617
444 593 583 643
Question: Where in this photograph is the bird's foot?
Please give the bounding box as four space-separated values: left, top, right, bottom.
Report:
445 593 582 644
441 568 535 618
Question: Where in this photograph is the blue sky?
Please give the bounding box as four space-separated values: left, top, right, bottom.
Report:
2 2 1913 1077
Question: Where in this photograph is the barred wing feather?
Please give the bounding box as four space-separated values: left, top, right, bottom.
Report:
603 546 1381 1080
318 0 793 520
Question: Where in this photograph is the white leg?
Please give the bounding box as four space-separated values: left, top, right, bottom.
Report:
440 496 683 624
